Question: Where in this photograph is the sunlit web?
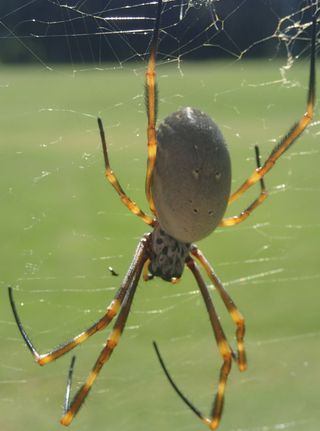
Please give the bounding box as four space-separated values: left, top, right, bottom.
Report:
1 1 319 431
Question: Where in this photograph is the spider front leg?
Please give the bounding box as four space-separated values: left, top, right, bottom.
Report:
190 246 246 371
229 15 317 205
187 257 234 429
61 235 149 426
8 234 149 365
154 257 234 430
8 288 115 365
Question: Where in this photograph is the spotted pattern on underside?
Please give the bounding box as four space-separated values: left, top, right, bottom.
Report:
149 225 190 281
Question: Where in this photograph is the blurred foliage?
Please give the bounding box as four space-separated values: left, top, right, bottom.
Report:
0 0 309 64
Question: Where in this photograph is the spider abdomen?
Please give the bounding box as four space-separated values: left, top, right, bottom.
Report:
151 107 231 243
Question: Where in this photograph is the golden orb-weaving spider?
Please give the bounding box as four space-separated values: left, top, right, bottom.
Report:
9 1 317 429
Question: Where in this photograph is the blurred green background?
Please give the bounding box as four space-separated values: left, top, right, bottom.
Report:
1 59 319 431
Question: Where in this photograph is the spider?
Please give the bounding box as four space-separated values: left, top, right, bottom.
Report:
9 1 317 429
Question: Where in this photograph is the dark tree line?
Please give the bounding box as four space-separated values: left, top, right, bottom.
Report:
0 0 310 64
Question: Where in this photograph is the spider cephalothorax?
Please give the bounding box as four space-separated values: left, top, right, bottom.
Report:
8 0 317 429
148 224 190 281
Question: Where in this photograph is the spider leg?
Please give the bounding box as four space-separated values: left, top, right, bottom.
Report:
143 258 154 281
64 355 76 414
8 235 151 366
190 245 246 371
153 341 205 421
219 145 268 227
145 0 162 216
98 118 154 226
229 16 316 206
60 235 149 426
154 257 234 430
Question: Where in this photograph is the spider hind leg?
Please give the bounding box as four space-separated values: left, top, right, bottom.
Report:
98 118 154 226
145 0 163 215
219 145 268 227
228 15 317 205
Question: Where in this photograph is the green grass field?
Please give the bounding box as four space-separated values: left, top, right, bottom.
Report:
1 60 319 431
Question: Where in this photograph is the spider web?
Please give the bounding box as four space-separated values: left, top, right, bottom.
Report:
1 1 320 431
